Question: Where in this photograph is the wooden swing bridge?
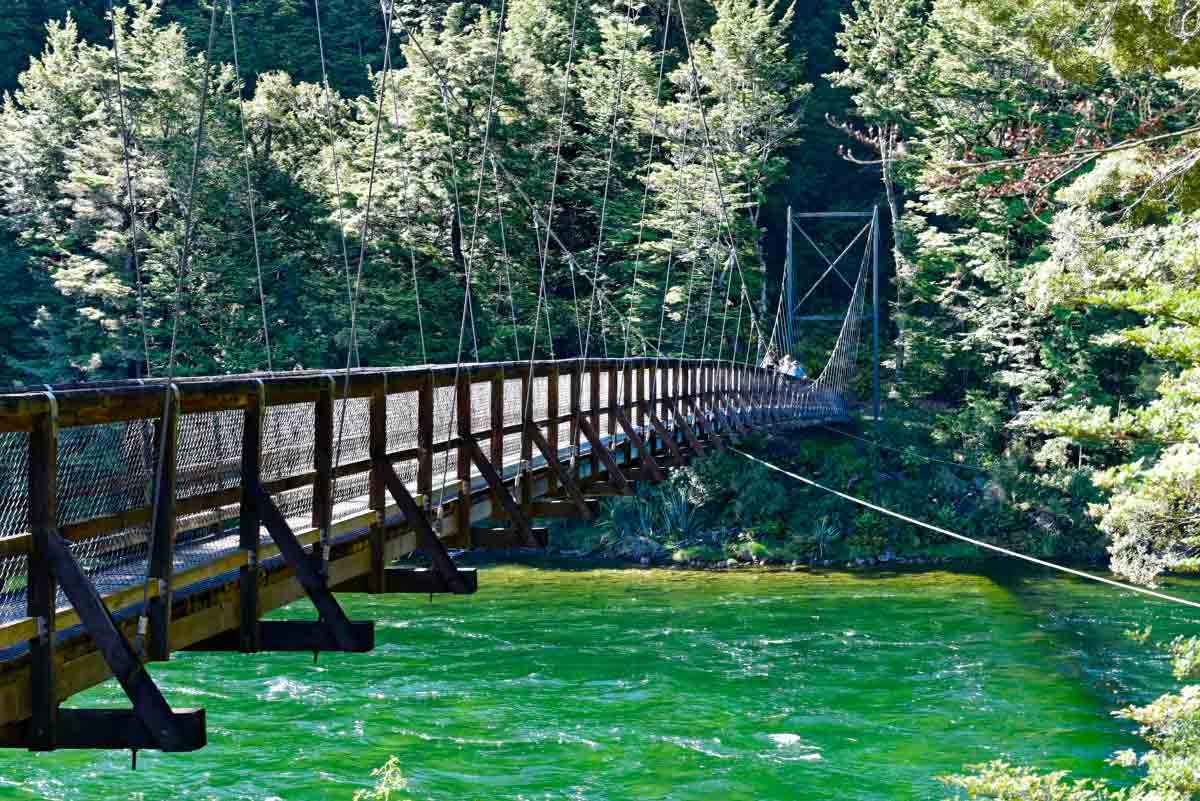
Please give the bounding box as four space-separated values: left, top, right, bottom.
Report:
0 356 838 754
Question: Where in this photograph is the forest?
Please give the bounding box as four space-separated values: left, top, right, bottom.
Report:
0 0 1198 797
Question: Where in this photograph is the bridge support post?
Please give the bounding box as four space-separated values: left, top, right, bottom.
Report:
146 384 179 662
546 365 560 497
26 398 58 751
456 370 472 547
520 367 534 523
313 375 335 577
238 381 264 654
368 375 387 593
589 362 601 480
569 360 582 483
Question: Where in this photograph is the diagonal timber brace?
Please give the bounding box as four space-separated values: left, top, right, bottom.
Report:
670 405 707 457
577 415 631 495
376 458 475 594
188 488 374 655
647 411 686 465
461 435 539 547
526 425 592 519
612 407 664 481
32 531 206 752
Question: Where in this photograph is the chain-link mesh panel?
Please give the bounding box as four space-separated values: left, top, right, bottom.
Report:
56 421 155 606
557 373 571 417
0 432 29 622
431 384 458 493
333 397 371 522
263 402 316 528
174 408 244 569
387 392 419 487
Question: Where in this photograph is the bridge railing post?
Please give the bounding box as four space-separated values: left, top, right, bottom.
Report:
569 361 581 480
490 370 504 478
418 372 433 509
27 397 58 750
520 366 533 520
589 361 601 480
313 375 334 573
146 384 180 662
546 364 559 497
368 374 387 593
456 370 472 546
238 380 265 653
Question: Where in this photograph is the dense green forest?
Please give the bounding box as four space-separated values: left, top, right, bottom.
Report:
1 1 1199 796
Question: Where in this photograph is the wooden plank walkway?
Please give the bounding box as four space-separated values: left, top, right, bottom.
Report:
0 357 847 751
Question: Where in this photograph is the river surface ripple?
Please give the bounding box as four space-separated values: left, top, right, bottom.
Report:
2 564 1197 801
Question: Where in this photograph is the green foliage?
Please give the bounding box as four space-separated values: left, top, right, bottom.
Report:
0 0 808 384
353 756 410 801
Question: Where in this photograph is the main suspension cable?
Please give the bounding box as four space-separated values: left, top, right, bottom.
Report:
730 448 1200 612
108 0 151 374
228 0 273 371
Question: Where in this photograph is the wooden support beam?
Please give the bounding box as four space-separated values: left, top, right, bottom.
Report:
313 376 334 564
455 371 472 546
671 406 707 457
577 414 630 494
462 435 539 547
26 401 57 750
367 377 387 593
44 531 204 752
417 373 433 503
519 369 534 520
494 499 598 519
256 486 373 654
589 362 601 479
382 567 479 594
546 366 560 496
2 708 205 752
375 458 474 595
184 620 374 653
582 483 627 497
611 406 664 481
470 526 549 548
146 384 179 662
526 425 591 519
238 382 264 654
647 412 685 464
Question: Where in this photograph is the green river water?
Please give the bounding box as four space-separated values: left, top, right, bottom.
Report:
2 564 1198 801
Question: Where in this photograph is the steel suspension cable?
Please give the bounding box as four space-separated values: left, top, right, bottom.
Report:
582 0 638 360
332 0 397 552
314 0 361 367
671 0 766 354
107 0 151 374
622 0 673 358
731 448 1200 612
136 0 221 653
228 0 273 371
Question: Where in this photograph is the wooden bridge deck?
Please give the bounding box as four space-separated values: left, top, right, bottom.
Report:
0 357 846 751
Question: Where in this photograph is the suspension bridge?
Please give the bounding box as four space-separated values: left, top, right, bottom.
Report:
0 0 888 756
